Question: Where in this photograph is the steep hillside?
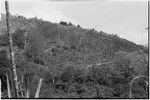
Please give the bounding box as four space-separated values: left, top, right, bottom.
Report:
0 14 148 98
0 14 146 63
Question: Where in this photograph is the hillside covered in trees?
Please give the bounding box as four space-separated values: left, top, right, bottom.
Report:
0 14 148 98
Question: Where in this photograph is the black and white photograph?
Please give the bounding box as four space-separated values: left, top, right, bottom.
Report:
0 0 149 99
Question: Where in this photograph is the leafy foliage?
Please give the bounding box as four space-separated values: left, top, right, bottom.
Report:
0 14 148 98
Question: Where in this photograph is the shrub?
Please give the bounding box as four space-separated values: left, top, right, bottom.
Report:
60 21 68 26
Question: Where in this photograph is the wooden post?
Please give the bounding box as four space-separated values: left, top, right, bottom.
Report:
5 1 19 98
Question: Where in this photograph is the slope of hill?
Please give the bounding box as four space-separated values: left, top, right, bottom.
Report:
0 14 148 98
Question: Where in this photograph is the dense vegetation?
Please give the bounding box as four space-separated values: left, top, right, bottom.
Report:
0 14 148 98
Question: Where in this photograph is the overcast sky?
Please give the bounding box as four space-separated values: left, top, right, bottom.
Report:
0 0 148 45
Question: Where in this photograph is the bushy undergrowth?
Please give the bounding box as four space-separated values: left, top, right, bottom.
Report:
0 14 148 98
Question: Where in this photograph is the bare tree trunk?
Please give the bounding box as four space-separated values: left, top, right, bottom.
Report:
52 77 55 84
24 28 29 50
8 69 15 96
26 78 29 98
35 78 43 98
5 1 19 98
6 72 11 98
0 79 1 99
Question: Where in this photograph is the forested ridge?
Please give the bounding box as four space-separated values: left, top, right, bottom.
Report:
0 14 148 98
